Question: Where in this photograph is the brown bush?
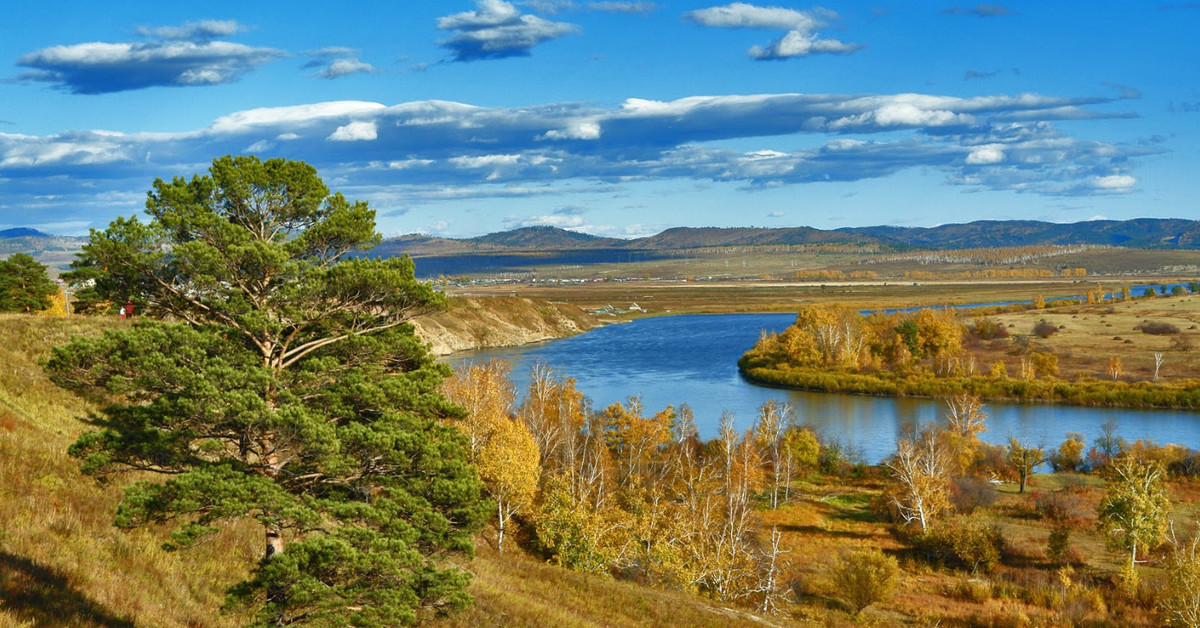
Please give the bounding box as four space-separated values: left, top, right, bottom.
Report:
1032 319 1058 338
1136 320 1180 335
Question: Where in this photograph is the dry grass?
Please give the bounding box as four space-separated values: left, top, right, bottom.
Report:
973 293 1200 382
437 545 792 628
0 314 257 628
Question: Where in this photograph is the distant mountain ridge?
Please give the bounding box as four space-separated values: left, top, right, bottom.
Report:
8 219 1200 270
0 228 52 238
378 218 1200 256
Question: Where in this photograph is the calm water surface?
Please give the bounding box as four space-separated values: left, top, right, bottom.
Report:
445 313 1200 462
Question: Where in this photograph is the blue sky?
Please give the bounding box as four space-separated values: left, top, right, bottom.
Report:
1 1 1197 238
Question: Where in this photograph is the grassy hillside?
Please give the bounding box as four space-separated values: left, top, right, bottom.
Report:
0 314 781 628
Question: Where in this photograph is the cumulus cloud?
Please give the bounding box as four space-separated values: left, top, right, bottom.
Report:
15 20 284 94
328 121 378 142
1091 174 1136 191
437 0 579 61
685 3 862 59
0 90 1156 226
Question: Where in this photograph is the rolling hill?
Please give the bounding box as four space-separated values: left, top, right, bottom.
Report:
375 218 1200 258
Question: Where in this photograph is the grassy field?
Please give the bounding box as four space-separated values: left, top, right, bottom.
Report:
974 293 1200 382
435 245 1200 284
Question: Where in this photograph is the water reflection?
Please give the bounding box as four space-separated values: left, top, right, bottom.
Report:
445 313 1200 463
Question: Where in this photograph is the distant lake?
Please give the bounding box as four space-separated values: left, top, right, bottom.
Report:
445 313 1200 463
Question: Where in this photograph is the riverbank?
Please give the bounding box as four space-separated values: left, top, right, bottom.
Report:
413 296 603 356
738 360 1200 409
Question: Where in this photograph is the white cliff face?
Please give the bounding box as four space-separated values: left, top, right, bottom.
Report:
412 297 601 356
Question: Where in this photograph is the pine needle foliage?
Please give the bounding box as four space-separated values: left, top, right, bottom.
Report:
47 155 487 627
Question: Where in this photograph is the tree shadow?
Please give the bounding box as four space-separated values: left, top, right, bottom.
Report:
0 551 136 627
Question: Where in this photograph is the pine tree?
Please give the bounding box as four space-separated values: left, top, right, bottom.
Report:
0 253 57 313
47 155 486 627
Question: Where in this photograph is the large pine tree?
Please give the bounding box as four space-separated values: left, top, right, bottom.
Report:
48 155 486 626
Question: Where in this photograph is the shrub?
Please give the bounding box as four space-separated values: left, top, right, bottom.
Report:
1050 433 1086 472
947 578 992 603
916 519 1006 573
1136 320 1181 335
1033 319 1058 338
1033 488 1091 527
829 547 901 615
951 476 999 514
970 318 1010 340
1046 523 1072 565
1030 352 1059 378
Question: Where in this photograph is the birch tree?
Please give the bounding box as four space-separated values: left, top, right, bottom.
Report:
886 428 951 533
1097 456 1170 579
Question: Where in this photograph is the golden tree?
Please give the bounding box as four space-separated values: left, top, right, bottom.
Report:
443 359 515 459
477 416 541 553
1108 356 1124 381
885 428 952 533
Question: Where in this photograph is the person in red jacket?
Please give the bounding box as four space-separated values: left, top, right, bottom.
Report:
124 300 135 318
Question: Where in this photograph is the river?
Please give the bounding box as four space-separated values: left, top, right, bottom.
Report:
444 313 1200 463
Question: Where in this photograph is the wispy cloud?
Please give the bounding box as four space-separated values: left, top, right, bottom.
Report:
587 2 657 13
942 4 1015 17
437 0 579 61
685 3 862 59
303 48 374 79
134 20 243 41
519 1 657 14
15 20 285 94
964 69 1001 80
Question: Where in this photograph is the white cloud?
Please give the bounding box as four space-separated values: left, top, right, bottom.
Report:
437 0 579 61
750 30 859 59
16 27 284 94
686 3 824 29
685 3 861 59
328 121 378 142
0 90 1155 225
316 57 374 79
966 146 1005 164
1092 174 1136 191
539 119 602 140
210 101 387 133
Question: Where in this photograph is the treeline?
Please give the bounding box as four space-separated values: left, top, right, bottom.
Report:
862 244 1107 267
739 301 1200 408
791 269 879 281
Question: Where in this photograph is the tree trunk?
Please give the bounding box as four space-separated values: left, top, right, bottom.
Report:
266 526 284 560
496 498 505 554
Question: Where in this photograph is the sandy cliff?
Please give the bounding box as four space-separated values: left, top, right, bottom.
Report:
412 296 602 356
